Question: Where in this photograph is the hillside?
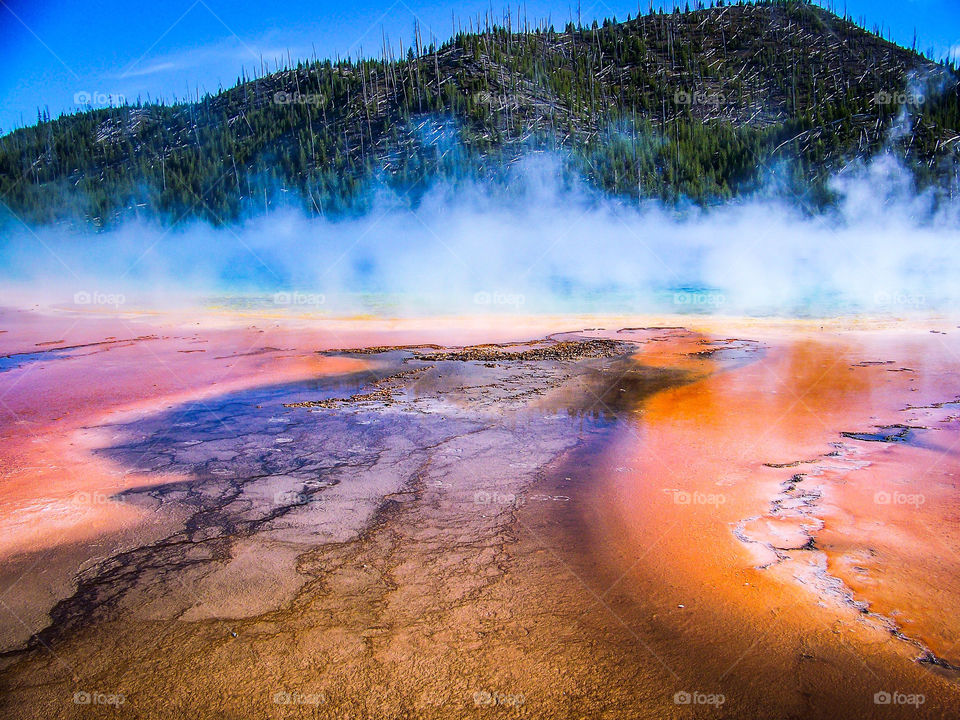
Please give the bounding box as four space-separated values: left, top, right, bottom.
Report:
1 0 959 227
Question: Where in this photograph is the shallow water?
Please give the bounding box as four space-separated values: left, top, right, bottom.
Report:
1 313 959 718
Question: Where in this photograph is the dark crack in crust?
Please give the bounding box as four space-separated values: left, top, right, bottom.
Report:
0 331 687 661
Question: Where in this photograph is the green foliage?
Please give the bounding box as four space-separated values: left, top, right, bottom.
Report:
0 1 957 227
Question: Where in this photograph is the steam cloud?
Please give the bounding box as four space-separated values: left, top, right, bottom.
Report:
2 154 958 317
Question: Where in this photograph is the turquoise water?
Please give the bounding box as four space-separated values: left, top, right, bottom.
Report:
200 286 892 318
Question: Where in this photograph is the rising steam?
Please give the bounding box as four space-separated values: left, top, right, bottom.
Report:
2 153 958 316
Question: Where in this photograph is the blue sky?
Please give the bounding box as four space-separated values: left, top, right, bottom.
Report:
0 0 957 133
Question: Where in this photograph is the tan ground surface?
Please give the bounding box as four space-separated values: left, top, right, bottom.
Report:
0 308 958 718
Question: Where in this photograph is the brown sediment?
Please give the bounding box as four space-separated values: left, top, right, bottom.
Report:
283 367 431 408
329 343 446 354
326 338 631 362
1 311 959 718
284 387 397 408
412 338 627 362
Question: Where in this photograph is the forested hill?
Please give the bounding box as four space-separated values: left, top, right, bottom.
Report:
2 0 959 228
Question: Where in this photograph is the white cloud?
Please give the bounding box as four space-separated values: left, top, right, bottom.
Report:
115 33 323 83
121 61 178 78
102 34 322 103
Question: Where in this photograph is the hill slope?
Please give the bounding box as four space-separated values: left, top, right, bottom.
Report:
1 0 958 227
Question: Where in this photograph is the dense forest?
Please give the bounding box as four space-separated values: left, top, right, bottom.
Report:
1 0 958 228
